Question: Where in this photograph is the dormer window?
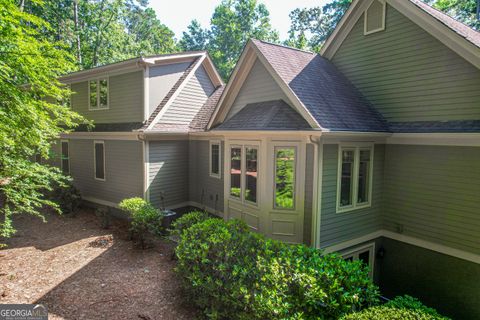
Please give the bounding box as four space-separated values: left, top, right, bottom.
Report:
364 0 386 35
89 78 109 110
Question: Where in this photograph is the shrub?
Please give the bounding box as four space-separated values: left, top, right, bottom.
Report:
385 295 449 319
174 212 379 319
340 306 448 320
48 180 81 214
119 197 162 248
169 210 211 237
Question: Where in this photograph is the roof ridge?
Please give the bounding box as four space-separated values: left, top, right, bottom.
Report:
251 38 316 55
141 57 200 130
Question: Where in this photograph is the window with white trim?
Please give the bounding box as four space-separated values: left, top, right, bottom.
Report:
209 141 221 179
61 140 70 174
89 78 109 109
343 243 375 279
229 144 258 205
94 141 105 181
364 0 386 35
337 143 373 212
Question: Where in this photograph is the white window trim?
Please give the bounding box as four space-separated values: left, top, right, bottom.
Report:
336 142 374 213
94 140 106 181
273 145 297 211
88 77 109 110
364 0 386 35
209 140 221 179
61 139 70 174
228 142 260 207
342 242 376 279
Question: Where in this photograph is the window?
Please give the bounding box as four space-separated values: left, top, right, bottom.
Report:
337 144 373 213
209 141 221 178
274 147 296 209
61 140 70 174
342 243 375 278
89 78 108 109
364 0 386 35
94 141 105 181
229 144 259 205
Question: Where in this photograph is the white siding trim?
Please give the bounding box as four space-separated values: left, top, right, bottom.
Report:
311 137 323 248
143 140 150 201
387 133 480 147
322 229 480 265
83 196 119 208
143 66 149 120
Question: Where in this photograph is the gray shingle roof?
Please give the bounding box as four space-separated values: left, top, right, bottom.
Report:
216 100 311 130
252 40 389 132
409 0 480 48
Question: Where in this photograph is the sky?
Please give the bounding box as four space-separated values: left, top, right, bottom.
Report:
150 0 330 40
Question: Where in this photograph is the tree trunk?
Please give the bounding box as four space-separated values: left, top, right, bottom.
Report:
18 0 24 11
73 1 82 66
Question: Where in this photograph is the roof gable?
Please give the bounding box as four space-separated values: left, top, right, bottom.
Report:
321 0 480 69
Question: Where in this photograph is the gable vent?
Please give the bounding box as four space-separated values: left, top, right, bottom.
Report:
364 0 386 35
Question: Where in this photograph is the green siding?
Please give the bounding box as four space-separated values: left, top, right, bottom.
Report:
378 237 480 319
383 145 480 255
332 5 480 122
320 144 385 248
71 70 144 124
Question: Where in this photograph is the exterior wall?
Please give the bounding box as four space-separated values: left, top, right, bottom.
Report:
148 140 189 209
66 139 143 205
378 237 480 319
189 139 224 215
226 59 292 120
383 144 480 255
303 143 315 245
71 71 144 124
148 62 190 117
159 65 215 125
320 144 385 248
331 5 480 122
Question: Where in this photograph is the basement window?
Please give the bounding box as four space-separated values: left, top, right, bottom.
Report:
342 243 375 278
364 0 386 35
337 143 374 213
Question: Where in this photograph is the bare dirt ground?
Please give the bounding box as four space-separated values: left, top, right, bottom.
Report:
0 208 198 320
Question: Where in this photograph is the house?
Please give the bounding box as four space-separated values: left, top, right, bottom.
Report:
54 0 480 318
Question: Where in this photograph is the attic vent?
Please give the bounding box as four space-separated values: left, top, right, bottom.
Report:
364 0 386 35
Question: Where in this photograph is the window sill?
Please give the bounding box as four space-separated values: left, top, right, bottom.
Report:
209 173 221 179
94 177 106 182
89 106 109 111
336 203 372 214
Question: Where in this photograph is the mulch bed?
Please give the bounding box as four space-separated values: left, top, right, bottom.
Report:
0 208 198 320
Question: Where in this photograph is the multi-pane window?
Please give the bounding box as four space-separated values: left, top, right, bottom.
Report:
61 140 70 174
274 147 296 209
94 141 105 180
337 144 374 212
210 141 221 178
89 78 108 109
342 244 375 279
229 145 259 204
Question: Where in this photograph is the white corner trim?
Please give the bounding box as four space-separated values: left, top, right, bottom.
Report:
322 229 480 265
146 55 206 130
143 140 150 201
143 66 150 121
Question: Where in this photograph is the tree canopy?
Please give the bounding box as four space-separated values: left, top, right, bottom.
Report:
0 0 85 241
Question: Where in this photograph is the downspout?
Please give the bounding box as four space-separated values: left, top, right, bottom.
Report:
309 135 323 249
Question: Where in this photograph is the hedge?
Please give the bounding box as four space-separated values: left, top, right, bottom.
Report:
340 306 444 320
173 212 379 319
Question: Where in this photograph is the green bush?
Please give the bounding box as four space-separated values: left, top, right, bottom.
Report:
385 295 450 319
169 210 211 237
340 306 444 320
119 197 162 248
48 180 81 214
174 212 379 319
